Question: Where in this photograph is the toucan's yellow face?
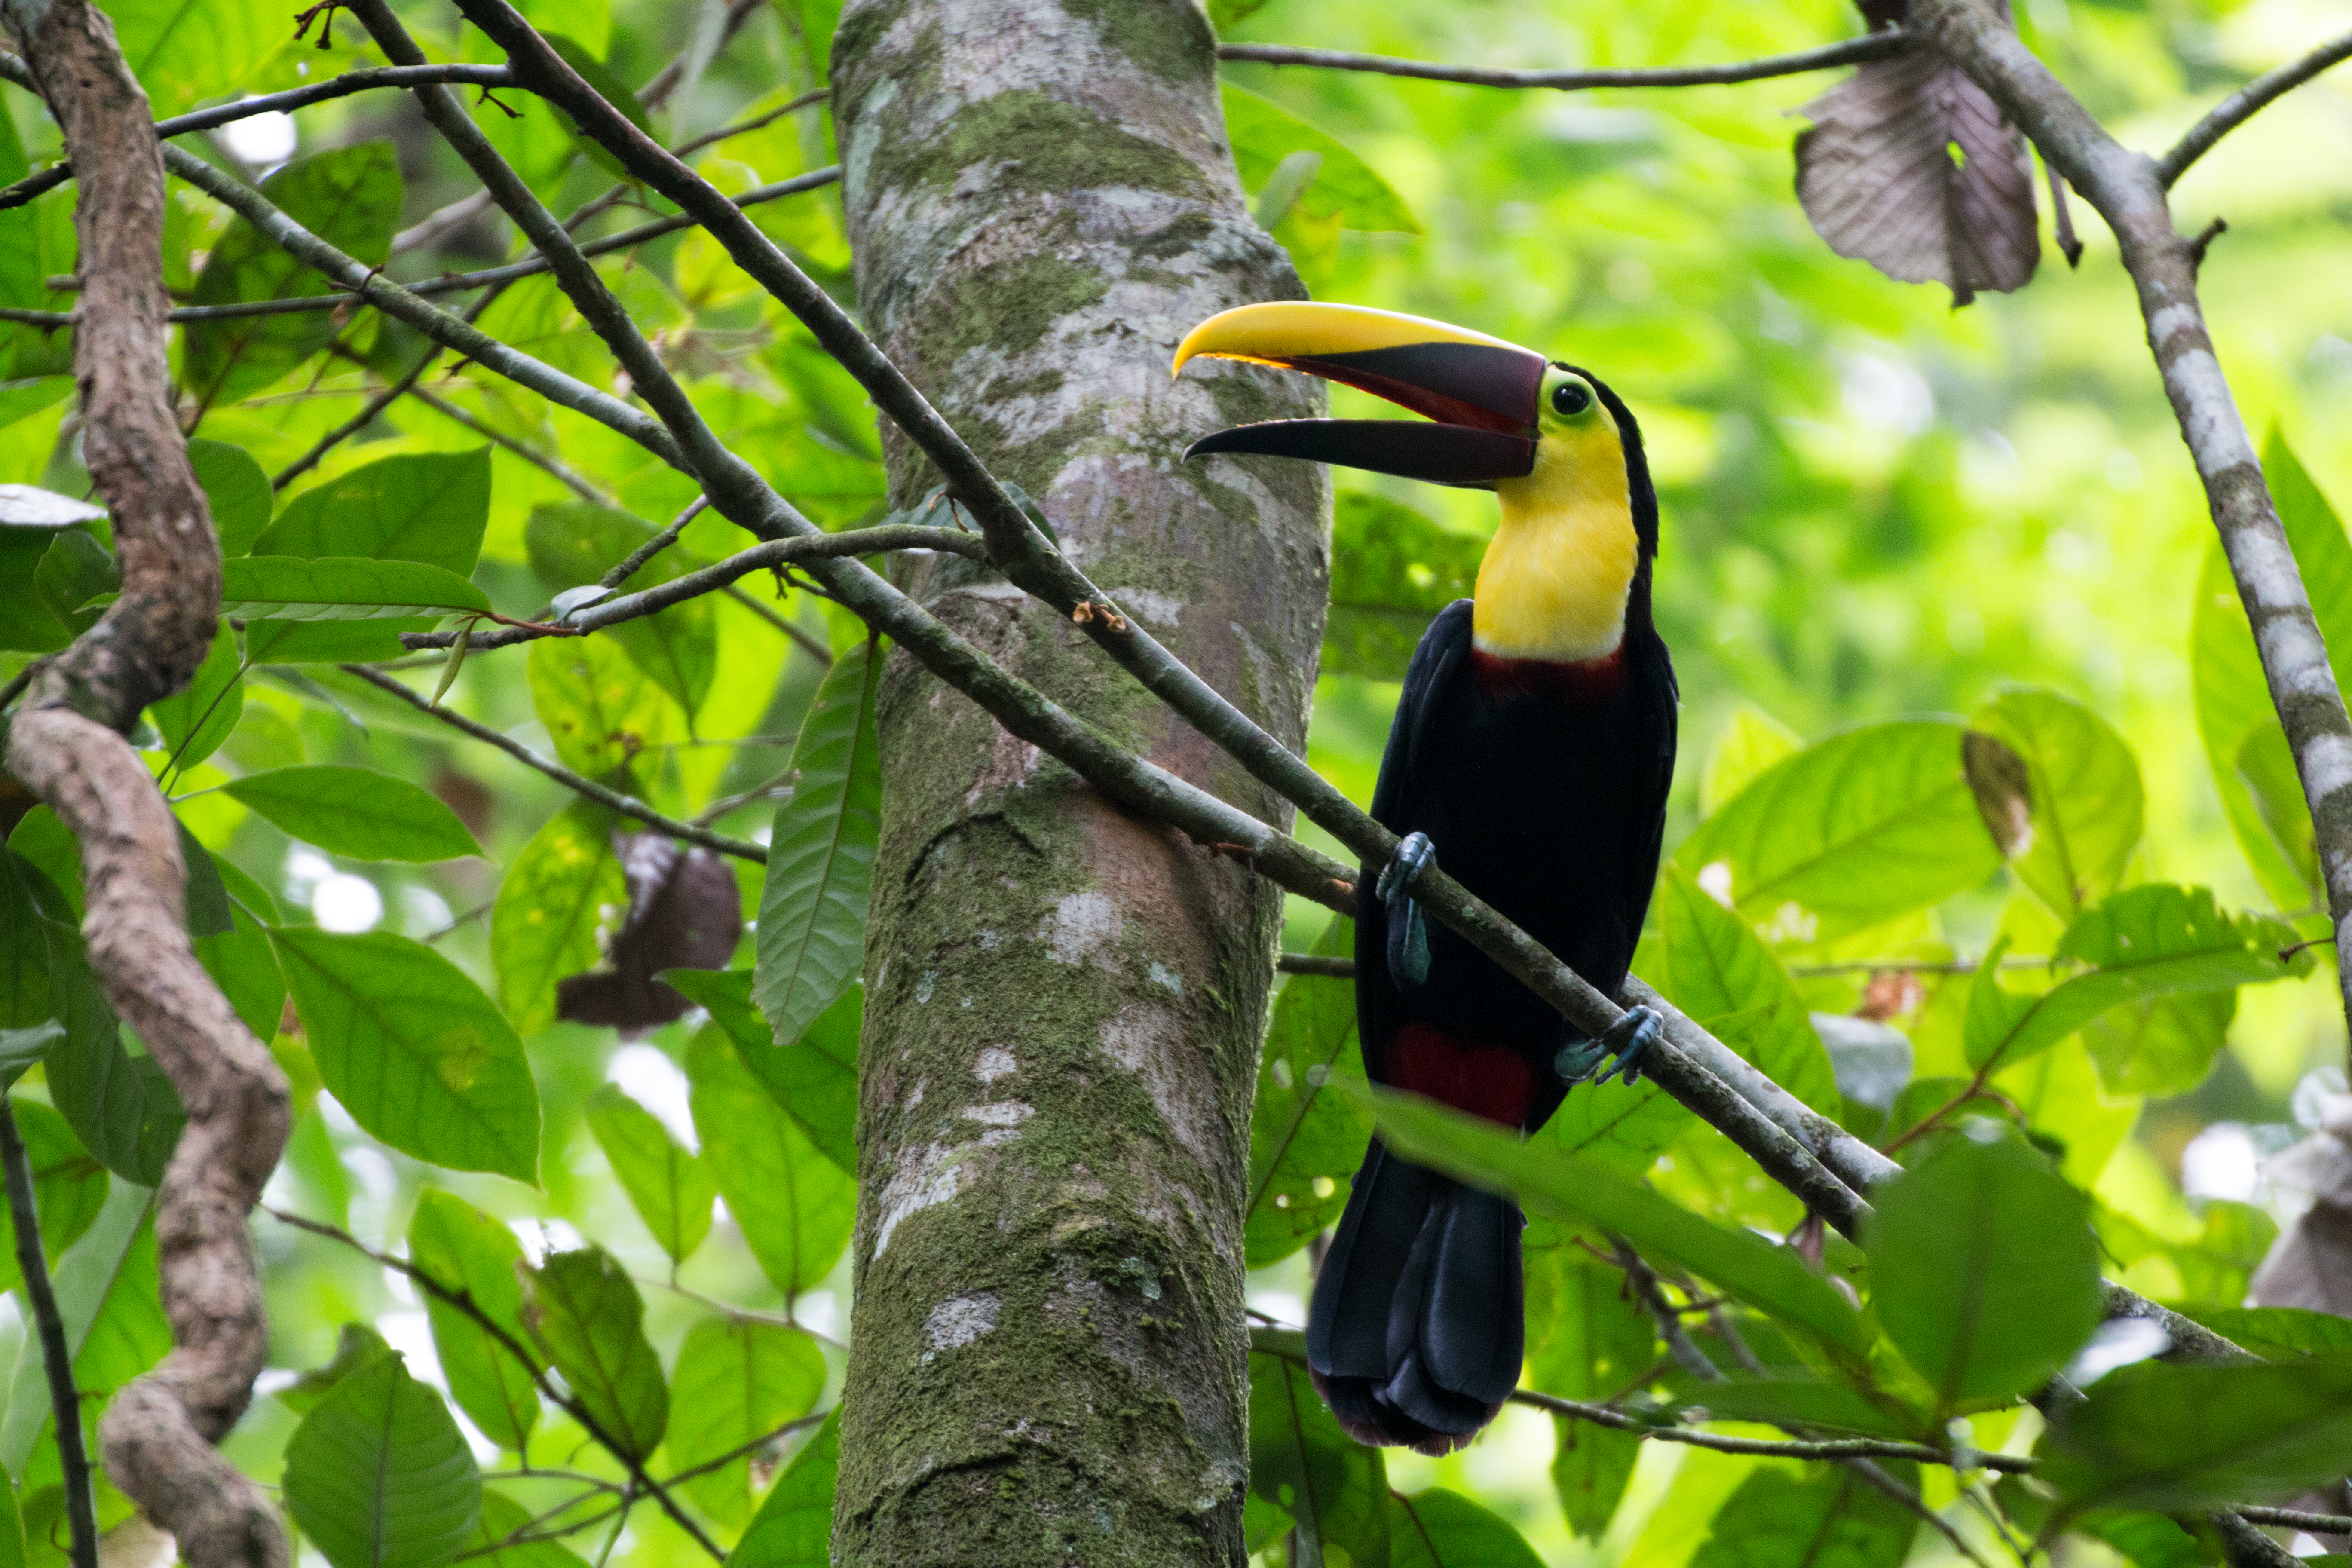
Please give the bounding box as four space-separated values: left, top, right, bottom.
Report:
1173 303 1643 665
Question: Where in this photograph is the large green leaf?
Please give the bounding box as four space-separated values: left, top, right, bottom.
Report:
1648 866 1841 1113
1701 705 1804 818
183 144 402 405
670 970 859 1173
1526 1252 1651 1538
1963 885 2302 1074
527 502 715 716
730 1408 839 1568
0 1102 107 1298
223 765 481 862
1865 1130 2101 1409
408 1190 544 1453
2185 1305 2352 1360
755 640 881 1051
282 1352 482 1568
1687 1462 1919 1568
1320 495 1483 681
1222 85 1420 234
2083 989 2234 1099
1676 720 2001 942
1967 687 2143 915
492 800 625 1037
114 0 288 116
0 853 51 1032
0 1182 149 1474
1376 1090 1869 1354
193 879 285 1044
41 913 186 1185
2189 432 2352 910
270 928 541 1183
261 449 493 576
668 1317 826 1525
68 1212 168 1398
219 557 490 620
585 1083 715 1265
2043 1355 2352 1517
524 1247 668 1462
148 624 243 771
187 438 272 559
686 1025 855 1296
1388 1489 1544 1568
527 636 683 778
1251 1336 1391 1568
1246 919 1370 1266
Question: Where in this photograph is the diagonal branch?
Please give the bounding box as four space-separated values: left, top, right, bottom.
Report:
1214 32 1908 90
2159 29 2352 187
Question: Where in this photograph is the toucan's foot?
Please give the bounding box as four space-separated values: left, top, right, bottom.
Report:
1557 1004 1661 1087
1378 833 1436 989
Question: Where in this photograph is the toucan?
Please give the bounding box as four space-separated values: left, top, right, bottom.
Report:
1175 302 1677 1454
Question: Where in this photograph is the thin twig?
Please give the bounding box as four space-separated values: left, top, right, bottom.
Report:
1213 31 1907 89
2159 29 2352 186
338 664 766 861
1275 952 1354 978
0 1101 98 1568
2233 1506 2352 1535
603 496 709 588
1615 1243 1722 1384
261 1205 726 1562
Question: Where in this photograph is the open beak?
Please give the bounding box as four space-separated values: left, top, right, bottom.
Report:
1172 302 1545 486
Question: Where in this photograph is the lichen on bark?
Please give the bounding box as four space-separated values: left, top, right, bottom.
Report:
829 1 1329 1561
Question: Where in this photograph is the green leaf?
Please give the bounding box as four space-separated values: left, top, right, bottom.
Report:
668 1317 826 1525
527 636 683 779
492 801 625 1037
223 765 481 863
187 438 272 558
193 873 285 1040
2183 1305 2352 1360
1964 885 2301 1075
218 556 490 620
1320 495 1484 681
524 1247 668 1462
41 913 186 1185
2236 723 2316 896
0 533 71 652
0 1455 21 1568
113 0 289 116
730 1408 839 1568
1865 1129 2101 1409
1676 719 2002 942
279 1323 395 1416
409 1190 544 1453
270 928 542 1183
33 530 114 628
0 1181 149 1474
1684 1377 1920 1440
148 625 242 770
470 1491 589 1568
2075 1513 2211 1568
1247 918 1370 1266
1968 687 2144 915
526 502 714 715
1687 1463 1919 1568
1526 1253 1651 1537
0 1102 107 1298
542 34 654 181
1250 1338 1391 1568
1375 1090 1869 1354
175 824 233 939
755 640 882 1050
261 449 493 576
686 1025 856 1297
1648 867 1841 1113
1701 704 1805 819
2083 989 2234 1099
0 852 52 1032
585 1084 715 1265
1222 85 1421 234
283 1351 482 1568
1388 1488 1544 1568
669 971 859 1173
182 144 402 405
2043 1355 2352 1518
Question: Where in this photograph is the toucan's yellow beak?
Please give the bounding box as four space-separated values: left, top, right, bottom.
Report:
1173 301 1546 487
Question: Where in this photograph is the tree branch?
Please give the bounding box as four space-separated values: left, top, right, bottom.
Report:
1213 32 1908 90
1908 0 2352 1081
0 6 291 1565
337 664 767 861
0 1100 97 1568
2159 29 2352 187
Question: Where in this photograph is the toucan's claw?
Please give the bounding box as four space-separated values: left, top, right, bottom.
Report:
1557 1004 1660 1087
1379 833 1436 989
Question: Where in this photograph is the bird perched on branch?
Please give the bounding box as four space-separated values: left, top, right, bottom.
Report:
1176 302 1676 1454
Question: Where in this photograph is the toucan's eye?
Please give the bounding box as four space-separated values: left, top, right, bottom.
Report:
1552 380 1593 417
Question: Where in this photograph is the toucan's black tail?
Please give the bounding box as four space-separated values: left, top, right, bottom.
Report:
1305 1139 1523 1455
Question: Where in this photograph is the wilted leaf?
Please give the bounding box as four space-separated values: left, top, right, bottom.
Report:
1970 687 2144 914
1962 729 2034 859
558 834 741 1033
1795 14 2037 306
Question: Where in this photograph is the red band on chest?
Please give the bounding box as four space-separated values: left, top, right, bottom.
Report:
1384 1023 1536 1127
1470 645 1626 703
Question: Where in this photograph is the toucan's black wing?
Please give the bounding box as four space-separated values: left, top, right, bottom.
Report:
1368 599 1473 833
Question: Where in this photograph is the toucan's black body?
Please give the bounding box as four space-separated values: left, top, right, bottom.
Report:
1308 377 1678 1453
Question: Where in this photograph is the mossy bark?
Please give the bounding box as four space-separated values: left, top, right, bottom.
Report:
830 2 1327 1561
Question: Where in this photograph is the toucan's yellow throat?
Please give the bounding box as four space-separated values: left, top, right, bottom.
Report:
1175 301 1646 666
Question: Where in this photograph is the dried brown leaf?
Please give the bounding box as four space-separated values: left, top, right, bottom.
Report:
1963 730 2035 859
558 833 741 1033
1795 8 2039 306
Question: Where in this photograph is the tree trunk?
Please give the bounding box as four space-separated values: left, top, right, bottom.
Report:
829 2 1326 1560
